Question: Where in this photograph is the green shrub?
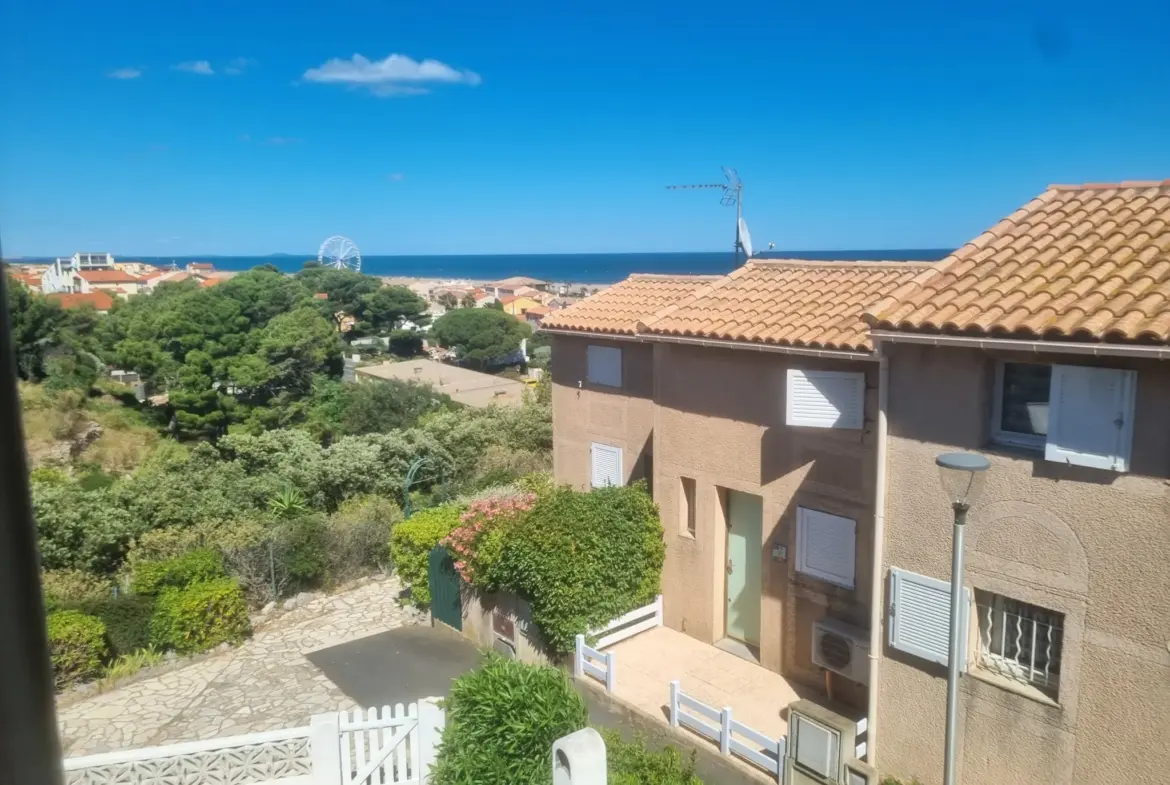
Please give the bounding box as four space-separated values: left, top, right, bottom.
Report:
600 729 702 784
69 594 155 656
389 503 463 607
493 482 665 654
149 578 251 654
275 514 326 582
41 569 113 612
324 495 402 585
46 610 109 689
131 548 225 595
432 656 587 785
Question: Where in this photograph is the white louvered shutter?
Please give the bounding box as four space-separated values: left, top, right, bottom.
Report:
796 508 856 588
888 568 970 671
786 369 865 429
1045 365 1136 472
590 443 623 488
586 345 622 388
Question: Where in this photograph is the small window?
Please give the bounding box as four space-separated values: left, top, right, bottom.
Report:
786 369 865 429
992 362 1051 449
795 507 856 589
975 591 1063 700
586 345 622 388
590 442 623 488
991 361 1136 471
679 477 696 538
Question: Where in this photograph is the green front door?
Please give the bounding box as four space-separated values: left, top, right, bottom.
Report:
725 491 763 646
428 545 463 631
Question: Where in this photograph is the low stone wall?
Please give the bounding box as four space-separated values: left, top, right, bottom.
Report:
457 586 555 666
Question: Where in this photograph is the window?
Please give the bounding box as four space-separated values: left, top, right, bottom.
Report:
992 361 1136 471
975 591 1063 699
786 369 865 429
590 442 623 488
586 345 622 387
679 477 696 537
887 567 971 670
795 507 856 588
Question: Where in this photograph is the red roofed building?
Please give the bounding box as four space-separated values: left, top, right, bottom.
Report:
46 291 115 312
78 269 147 295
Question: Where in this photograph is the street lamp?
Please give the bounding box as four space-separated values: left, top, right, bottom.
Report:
935 451 990 785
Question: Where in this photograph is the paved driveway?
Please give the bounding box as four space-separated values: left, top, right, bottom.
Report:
57 576 426 757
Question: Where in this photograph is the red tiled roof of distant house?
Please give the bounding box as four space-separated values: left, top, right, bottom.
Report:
8 272 42 288
499 295 519 305
189 262 214 270
78 270 142 284
46 291 115 311
314 292 329 300
200 277 223 288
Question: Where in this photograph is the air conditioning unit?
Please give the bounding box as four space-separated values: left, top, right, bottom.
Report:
812 617 869 685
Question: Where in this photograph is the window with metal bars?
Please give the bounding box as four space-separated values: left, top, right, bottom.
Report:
975 590 1064 699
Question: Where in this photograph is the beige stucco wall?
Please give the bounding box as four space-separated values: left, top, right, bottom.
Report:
551 334 656 491
878 342 1170 785
651 342 877 704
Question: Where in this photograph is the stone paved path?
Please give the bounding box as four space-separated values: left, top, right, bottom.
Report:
57 575 420 757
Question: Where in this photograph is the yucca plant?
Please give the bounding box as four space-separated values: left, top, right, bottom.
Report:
268 484 308 520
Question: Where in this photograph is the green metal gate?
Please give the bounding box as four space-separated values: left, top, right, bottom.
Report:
427 545 463 631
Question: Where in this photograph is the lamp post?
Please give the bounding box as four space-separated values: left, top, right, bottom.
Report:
935 451 990 785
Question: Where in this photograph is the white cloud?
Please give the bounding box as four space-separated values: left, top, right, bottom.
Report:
224 57 254 76
265 136 301 146
389 172 405 182
174 60 214 75
107 67 142 80
302 53 480 96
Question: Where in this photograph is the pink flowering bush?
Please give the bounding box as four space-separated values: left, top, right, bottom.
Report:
442 492 536 587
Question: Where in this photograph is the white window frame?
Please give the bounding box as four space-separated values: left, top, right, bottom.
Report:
990 361 1049 451
785 369 866 430
795 507 856 589
586 344 622 388
590 442 623 488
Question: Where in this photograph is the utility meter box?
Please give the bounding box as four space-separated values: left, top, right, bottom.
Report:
784 700 871 785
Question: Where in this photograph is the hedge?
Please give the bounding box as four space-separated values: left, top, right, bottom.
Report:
492 482 664 654
47 610 109 689
131 548 226 595
149 578 251 654
68 594 155 656
389 504 463 607
432 656 587 785
600 729 702 784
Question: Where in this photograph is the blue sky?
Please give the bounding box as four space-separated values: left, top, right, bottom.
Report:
1 0 1168 257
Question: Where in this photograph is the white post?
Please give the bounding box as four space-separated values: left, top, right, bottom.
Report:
654 595 663 625
574 634 585 679
720 707 732 757
669 680 680 728
604 651 615 694
417 697 445 783
309 712 343 785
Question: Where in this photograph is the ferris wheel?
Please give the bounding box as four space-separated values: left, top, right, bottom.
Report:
317 235 362 272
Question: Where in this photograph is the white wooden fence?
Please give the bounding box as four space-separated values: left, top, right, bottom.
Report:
574 634 615 693
63 699 445 785
669 680 787 782
588 595 662 649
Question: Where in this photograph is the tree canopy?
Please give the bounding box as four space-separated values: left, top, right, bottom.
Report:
430 308 530 368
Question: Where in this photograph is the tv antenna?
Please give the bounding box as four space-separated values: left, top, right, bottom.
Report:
667 167 753 264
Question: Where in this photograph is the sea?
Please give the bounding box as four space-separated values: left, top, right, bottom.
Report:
117 250 951 284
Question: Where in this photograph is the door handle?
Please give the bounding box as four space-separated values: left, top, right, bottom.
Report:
726 559 733 575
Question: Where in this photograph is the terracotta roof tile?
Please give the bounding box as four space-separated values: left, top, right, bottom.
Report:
78 270 142 284
865 181 1170 342
540 275 719 335
46 291 114 311
640 261 933 352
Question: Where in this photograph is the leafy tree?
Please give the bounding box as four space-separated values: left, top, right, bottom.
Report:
5 281 65 379
430 308 531 368
486 300 504 311
295 266 380 331
362 286 430 333
386 329 423 357
437 292 458 310
217 267 312 326
332 379 452 436
459 292 477 309
32 482 145 574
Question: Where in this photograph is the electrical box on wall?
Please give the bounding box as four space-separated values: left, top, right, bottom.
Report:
772 543 788 560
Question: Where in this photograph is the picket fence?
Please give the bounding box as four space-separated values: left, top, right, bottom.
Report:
573 634 615 693
62 700 444 785
589 594 663 649
669 680 787 783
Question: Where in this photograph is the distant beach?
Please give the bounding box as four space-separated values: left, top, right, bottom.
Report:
105 250 953 285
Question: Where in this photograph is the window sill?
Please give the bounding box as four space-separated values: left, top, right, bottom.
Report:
968 666 1060 708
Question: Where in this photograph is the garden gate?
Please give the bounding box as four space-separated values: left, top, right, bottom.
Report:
427 545 462 631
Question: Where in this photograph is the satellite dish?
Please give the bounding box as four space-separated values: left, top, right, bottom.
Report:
738 217 754 259
318 235 362 272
